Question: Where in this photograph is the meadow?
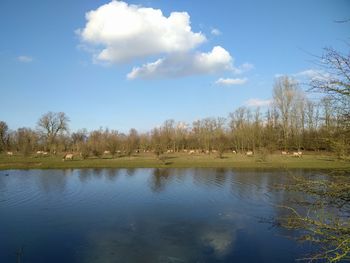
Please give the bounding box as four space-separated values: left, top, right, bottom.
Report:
1 152 349 170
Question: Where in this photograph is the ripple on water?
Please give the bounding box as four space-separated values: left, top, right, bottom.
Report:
0 168 319 263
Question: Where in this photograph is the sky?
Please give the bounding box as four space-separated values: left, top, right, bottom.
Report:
0 0 349 133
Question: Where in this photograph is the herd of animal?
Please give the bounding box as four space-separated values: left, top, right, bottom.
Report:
4 149 304 159
6 151 51 156
177 149 303 157
182 149 302 157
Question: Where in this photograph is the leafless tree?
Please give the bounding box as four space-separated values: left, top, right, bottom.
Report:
125 128 139 157
0 121 9 152
273 76 300 150
37 112 69 152
14 128 38 156
310 47 350 123
105 130 120 157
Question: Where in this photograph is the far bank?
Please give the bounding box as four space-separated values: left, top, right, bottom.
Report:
0 153 349 170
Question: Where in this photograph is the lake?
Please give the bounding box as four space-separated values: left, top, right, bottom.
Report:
0 168 320 263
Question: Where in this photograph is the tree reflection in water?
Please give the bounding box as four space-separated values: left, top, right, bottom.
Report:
0 168 322 263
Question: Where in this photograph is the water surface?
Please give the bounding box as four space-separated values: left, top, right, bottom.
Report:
0 168 318 262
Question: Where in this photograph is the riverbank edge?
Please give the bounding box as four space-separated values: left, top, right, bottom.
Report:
1 159 350 170
1 153 350 171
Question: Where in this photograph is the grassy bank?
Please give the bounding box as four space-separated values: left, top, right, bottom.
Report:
0 152 349 170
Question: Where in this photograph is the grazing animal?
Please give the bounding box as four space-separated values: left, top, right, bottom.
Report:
103 150 110 155
189 150 195 155
37 151 48 156
63 153 74 161
212 150 218 154
292 152 302 157
7 151 13 156
281 151 288 155
246 151 253 156
232 150 237 154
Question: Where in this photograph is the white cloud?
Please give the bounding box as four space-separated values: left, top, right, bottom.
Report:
77 1 254 80
274 73 283 78
275 69 330 82
245 98 272 107
77 0 206 63
215 78 247 86
233 62 254 74
295 69 318 78
127 46 233 79
211 28 222 36
294 69 330 81
17 55 33 63
176 122 188 130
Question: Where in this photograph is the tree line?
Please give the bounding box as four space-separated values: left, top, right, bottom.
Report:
0 48 349 159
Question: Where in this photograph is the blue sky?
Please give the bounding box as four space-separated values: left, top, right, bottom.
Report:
0 0 349 132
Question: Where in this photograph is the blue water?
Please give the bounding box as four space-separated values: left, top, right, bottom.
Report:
0 168 316 263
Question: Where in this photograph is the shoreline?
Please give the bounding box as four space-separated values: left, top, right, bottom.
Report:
1 153 349 170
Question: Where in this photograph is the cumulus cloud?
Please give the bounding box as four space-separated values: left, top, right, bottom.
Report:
211 28 222 36
77 0 206 63
77 1 253 80
17 55 33 63
127 46 233 79
215 78 247 86
245 98 272 107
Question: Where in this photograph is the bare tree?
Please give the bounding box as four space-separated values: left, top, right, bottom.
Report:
310 47 350 123
88 129 105 157
105 130 120 157
125 128 139 157
0 121 9 152
37 112 70 152
309 46 350 157
151 127 164 159
174 122 188 152
273 76 300 150
72 129 88 152
15 128 38 156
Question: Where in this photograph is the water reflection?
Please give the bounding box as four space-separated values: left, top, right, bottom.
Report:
81 218 243 262
149 168 171 193
35 170 68 194
105 169 120 181
192 168 229 188
0 168 324 263
78 169 129 184
125 168 136 177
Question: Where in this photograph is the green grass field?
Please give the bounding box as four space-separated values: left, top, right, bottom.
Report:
0 152 349 170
